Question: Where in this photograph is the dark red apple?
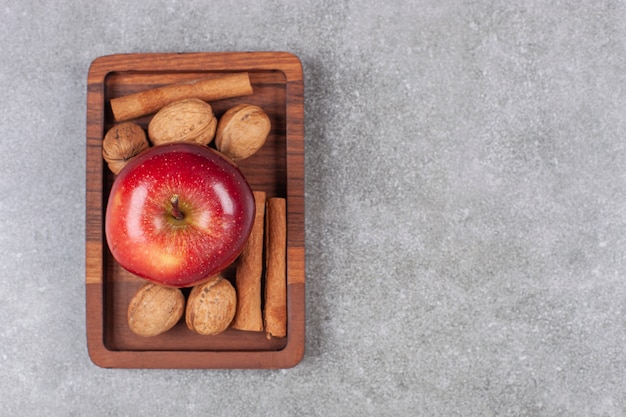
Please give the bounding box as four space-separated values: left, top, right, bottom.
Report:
105 142 255 287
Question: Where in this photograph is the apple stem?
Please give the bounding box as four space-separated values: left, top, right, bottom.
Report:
170 194 184 220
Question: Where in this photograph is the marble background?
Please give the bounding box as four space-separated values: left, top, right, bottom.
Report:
1 0 625 415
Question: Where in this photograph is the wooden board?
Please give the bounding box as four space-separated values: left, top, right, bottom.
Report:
86 52 305 369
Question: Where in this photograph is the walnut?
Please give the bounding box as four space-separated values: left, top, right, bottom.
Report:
102 122 149 174
147 98 217 146
127 282 185 337
215 104 271 161
185 275 237 335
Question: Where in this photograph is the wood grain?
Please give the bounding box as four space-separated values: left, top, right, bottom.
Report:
86 52 305 369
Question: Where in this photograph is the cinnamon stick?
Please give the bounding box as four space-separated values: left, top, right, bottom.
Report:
264 197 287 339
110 73 253 122
231 191 266 332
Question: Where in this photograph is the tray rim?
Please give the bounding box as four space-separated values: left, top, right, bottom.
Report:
85 51 305 369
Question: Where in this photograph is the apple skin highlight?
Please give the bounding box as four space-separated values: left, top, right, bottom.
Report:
105 143 255 287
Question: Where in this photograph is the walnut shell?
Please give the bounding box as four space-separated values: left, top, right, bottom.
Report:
215 104 271 161
185 275 237 335
148 98 217 146
127 282 185 337
102 122 149 174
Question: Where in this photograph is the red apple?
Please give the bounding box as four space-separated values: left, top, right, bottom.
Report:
105 142 255 287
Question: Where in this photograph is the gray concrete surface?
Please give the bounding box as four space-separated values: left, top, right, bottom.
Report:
1 0 625 415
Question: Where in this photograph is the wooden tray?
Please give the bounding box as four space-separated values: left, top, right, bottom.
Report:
85 52 305 369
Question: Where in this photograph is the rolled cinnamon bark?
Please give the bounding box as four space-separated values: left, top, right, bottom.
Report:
264 197 287 339
110 73 253 122
231 191 266 332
